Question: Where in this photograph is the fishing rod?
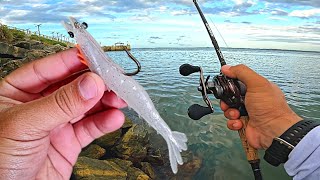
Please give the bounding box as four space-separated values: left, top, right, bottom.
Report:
179 0 263 179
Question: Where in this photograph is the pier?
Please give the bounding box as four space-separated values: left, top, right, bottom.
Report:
102 42 131 51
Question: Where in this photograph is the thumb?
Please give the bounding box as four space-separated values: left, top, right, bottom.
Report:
12 72 105 132
221 64 269 88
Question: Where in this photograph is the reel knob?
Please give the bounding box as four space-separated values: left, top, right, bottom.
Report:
179 64 201 76
188 104 213 120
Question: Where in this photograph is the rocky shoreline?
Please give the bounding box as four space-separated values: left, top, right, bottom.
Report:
0 37 202 179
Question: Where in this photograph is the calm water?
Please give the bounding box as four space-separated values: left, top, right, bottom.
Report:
108 48 320 180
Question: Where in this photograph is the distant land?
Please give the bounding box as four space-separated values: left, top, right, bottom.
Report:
131 47 320 53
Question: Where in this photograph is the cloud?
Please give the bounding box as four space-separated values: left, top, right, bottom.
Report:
149 36 162 39
289 9 320 18
262 0 320 8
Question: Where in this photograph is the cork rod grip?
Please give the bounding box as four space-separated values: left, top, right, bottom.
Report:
238 116 259 162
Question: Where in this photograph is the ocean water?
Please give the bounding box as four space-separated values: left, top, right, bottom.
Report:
107 48 320 180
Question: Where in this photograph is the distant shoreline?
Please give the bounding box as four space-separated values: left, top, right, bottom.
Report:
129 47 320 53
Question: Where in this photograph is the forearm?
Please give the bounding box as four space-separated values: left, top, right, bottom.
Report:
284 126 320 180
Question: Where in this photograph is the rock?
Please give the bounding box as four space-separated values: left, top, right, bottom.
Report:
173 151 202 179
14 41 31 50
110 159 151 180
144 148 165 165
93 129 122 149
0 42 27 58
25 49 49 61
0 60 23 77
113 124 149 164
79 144 106 159
73 157 151 180
122 117 134 129
29 40 45 50
51 44 66 53
140 162 156 179
73 157 127 180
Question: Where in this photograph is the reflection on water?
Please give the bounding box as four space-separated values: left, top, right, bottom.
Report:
107 48 320 179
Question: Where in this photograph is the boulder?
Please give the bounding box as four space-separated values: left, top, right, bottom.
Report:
73 157 127 180
0 60 23 77
93 129 122 149
110 158 151 180
79 144 106 159
25 49 49 61
0 42 27 58
29 40 45 50
140 162 156 179
73 157 151 180
14 41 31 50
113 124 149 164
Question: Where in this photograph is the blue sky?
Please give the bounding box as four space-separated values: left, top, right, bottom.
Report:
0 0 319 51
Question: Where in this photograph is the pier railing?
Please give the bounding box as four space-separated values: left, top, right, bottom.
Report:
1 23 75 47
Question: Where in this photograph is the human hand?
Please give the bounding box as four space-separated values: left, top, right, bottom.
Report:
0 48 127 179
220 64 302 150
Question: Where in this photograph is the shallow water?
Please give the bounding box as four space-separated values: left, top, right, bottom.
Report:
108 48 320 180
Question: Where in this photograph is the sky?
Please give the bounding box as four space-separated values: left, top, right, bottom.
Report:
0 0 319 51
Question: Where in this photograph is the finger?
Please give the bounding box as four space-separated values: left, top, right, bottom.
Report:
220 100 229 111
221 64 270 89
0 48 87 99
8 72 105 134
224 108 240 120
73 109 125 148
83 91 127 116
101 91 127 109
41 69 89 97
227 119 243 130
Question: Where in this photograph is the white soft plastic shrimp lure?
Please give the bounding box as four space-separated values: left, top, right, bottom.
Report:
62 17 188 173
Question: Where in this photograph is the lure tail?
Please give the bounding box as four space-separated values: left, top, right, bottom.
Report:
166 131 188 174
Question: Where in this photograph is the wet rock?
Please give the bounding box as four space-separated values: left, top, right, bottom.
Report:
114 124 149 164
110 158 151 180
122 117 134 129
79 144 106 159
93 129 122 149
144 148 165 165
140 162 156 179
73 157 127 180
172 151 202 179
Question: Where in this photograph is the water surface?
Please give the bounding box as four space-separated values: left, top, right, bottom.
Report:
108 48 320 180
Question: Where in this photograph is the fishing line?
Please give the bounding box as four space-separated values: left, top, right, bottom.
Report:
208 17 229 48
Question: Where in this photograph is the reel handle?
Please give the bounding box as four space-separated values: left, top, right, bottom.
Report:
179 64 201 76
188 104 213 120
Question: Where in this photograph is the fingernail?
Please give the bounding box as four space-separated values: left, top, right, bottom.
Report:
229 110 235 117
79 75 97 100
222 65 231 70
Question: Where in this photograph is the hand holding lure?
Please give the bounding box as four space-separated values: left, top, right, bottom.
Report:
62 17 187 174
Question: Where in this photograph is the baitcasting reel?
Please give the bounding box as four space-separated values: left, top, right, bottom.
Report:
179 64 247 120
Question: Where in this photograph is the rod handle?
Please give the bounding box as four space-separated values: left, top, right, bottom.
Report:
238 116 259 161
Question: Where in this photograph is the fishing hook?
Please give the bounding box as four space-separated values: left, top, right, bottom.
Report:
67 21 141 76
123 48 141 76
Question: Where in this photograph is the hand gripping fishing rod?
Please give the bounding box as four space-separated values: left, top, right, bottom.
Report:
179 1 262 179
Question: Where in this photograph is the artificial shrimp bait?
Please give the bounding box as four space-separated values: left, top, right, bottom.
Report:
62 17 188 173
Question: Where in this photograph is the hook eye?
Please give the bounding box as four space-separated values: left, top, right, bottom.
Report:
123 49 141 76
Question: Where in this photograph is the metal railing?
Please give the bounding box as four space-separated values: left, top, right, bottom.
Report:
1 23 75 46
